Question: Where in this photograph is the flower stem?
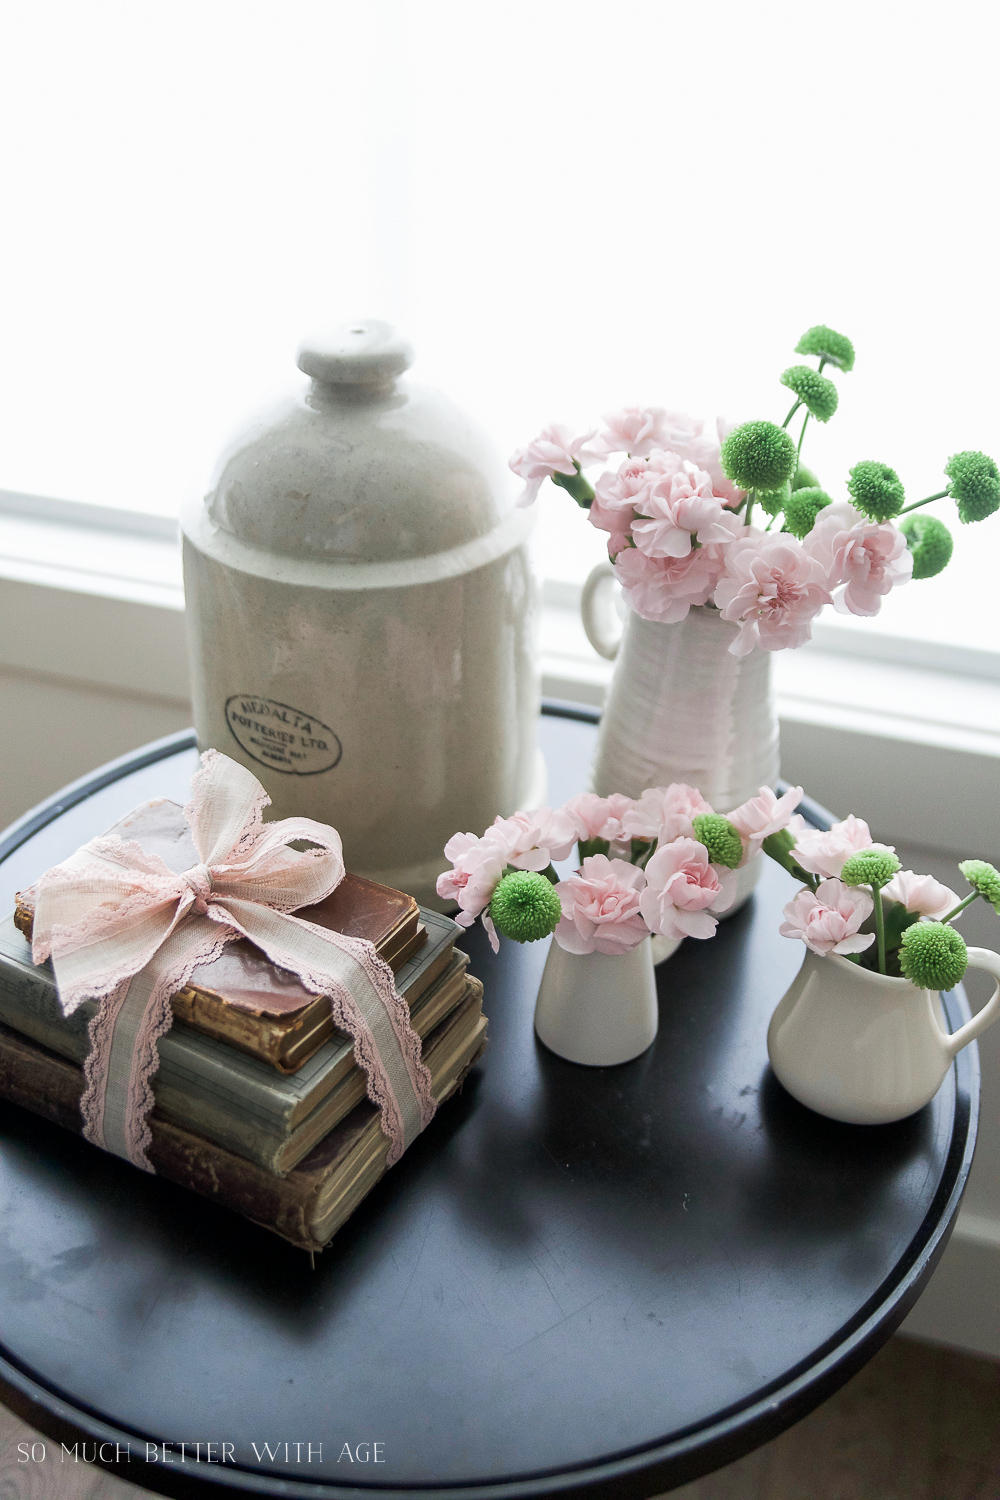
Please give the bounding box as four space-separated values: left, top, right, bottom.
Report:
941 890 980 924
744 489 756 528
797 410 810 460
897 489 950 516
781 399 802 430
872 885 887 974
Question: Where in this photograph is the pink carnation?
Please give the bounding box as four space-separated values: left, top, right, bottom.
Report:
791 814 878 879
681 417 746 507
638 837 736 942
613 541 725 624
436 830 508 930
728 784 803 863
715 534 832 656
593 407 703 460
554 855 650 955
489 806 578 870
509 424 599 508
632 467 743 559
621 783 713 844
779 878 875 957
884 869 959 920
563 792 635 850
589 456 663 556
805 502 913 617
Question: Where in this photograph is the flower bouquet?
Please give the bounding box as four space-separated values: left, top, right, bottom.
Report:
763 813 1000 1123
511 325 1000 825
437 781 801 1064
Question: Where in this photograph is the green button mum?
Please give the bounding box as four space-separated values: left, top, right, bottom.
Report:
958 859 1000 913
720 420 798 493
784 486 833 540
841 848 902 888
791 463 821 492
780 365 839 423
847 461 905 523
794 324 856 372
691 814 743 870
489 871 563 944
899 921 968 990
945 451 1000 524
899 514 953 579
757 480 791 517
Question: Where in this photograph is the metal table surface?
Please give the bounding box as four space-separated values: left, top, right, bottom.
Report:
0 708 980 1499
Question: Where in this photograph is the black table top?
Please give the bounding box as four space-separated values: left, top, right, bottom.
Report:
0 710 979 1500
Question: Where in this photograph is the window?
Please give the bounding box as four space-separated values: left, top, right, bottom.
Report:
1 0 999 659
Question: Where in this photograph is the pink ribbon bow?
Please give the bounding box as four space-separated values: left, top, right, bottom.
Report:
31 749 435 1171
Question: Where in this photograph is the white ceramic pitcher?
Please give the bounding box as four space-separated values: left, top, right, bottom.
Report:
580 563 780 920
767 947 1000 1124
534 937 659 1066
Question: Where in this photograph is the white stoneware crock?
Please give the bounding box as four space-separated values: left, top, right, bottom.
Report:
534 937 659 1066
581 563 779 936
767 946 1000 1124
182 320 544 907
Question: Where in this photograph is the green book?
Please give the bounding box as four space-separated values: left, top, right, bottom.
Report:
0 909 467 1175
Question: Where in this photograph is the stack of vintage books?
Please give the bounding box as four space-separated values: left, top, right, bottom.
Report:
0 807 485 1254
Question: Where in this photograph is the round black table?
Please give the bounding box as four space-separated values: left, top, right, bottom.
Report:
0 708 979 1499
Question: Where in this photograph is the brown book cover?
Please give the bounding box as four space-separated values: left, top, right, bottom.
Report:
12 799 441 1072
0 981 486 1253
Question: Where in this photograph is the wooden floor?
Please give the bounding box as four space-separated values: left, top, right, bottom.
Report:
1 1337 997 1499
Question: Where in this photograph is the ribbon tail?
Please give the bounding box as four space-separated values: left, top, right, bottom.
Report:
80 917 234 1172
219 901 436 1166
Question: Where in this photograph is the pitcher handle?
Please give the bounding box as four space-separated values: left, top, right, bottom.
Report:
943 947 1000 1058
581 561 624 661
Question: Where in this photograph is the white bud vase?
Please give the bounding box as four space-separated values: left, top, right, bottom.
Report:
581 566 780 931
768 947 1000 1124
534 937 658 1066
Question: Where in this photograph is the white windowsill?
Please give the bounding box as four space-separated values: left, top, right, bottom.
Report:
2 489 999 851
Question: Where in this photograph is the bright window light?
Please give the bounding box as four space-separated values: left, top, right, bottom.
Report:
1 1 998 653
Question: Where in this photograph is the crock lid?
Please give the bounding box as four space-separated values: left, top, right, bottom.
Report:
296 319 414 387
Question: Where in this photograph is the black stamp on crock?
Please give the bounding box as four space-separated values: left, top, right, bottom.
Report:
225 695 342 775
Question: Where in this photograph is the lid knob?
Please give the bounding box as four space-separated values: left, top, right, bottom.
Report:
297 319 414 387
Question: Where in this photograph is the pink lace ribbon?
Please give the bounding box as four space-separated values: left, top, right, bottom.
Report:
30 749 435 1171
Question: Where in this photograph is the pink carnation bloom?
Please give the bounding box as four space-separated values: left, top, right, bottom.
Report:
589 456 661 556
779 878 875 957
490 807 578 870
632 467 743 559
728 784 804 863
436 830 508 931
715 533 832 656
563 792 635 851
613 541 725 625
639 836 737 942
509 424 599 508
883 869 959 920
682 417 746 507
593 407 704 460
554 855 650 955
620 783 713 844
791 814 879 879
806 502 913 617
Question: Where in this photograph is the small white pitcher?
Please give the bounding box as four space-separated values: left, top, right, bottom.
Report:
767 947 1000 1124
534 937 658 1066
